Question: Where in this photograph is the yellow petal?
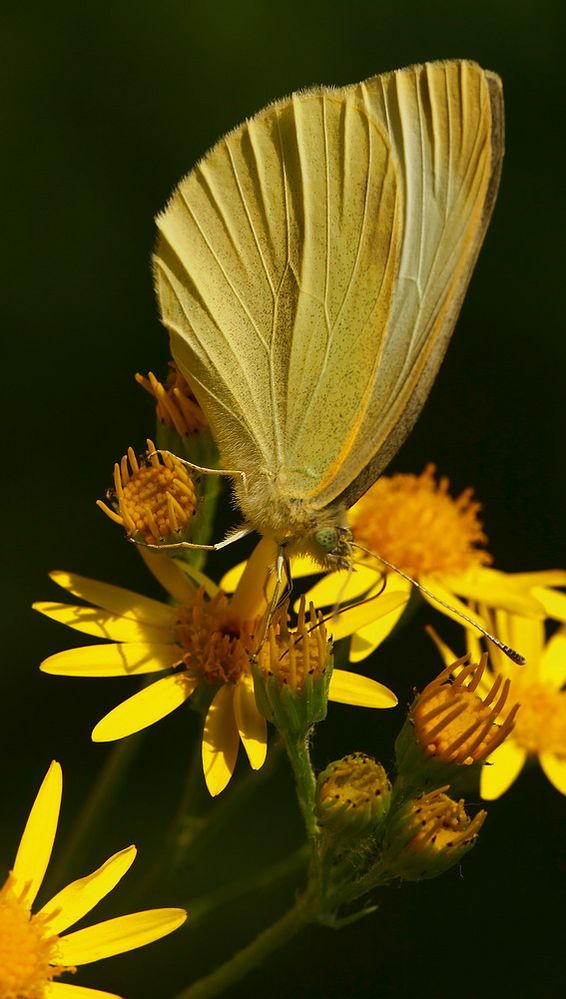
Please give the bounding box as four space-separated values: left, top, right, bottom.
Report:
426 626 458 667
202 686 240 796
330 590 409 643
56 908 187 964
41 643 182 677
33 602 173 644
229 538 276 620
139 548 197 603
39 847 137 935
329 670 398 709
48 571 175 626
219 561 246 593
234 676 267 770
46 984 123 999
92 675 195 742
533 586 566 623
221 554 321 594
480 739 527 800
507 570 566 588
499 612 545 671
12 761 62 908
443 567 547 616
177 561 219 598
539 752 566 795
299 565 380 610
420 579 490 633
348 580 412 661
539 630 566 688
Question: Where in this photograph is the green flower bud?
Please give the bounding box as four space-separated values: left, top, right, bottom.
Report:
381 786 486 881
316 753 391 840
252 597 332 736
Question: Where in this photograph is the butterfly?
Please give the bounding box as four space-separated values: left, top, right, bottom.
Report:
153 59 503 573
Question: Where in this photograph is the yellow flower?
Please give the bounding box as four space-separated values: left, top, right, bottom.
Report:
430 613 566 798
96 440 198 545
0 761 186 999
294 465 566 662
34 542 402 796
135 363 208 437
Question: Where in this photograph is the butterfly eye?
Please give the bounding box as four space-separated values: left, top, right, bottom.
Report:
314 527 340 554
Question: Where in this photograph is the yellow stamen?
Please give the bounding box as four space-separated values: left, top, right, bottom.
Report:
512 683 566 756
255 596 330 691
413 656 519 765
350 464 491 578
135 363 208 436
175 588 256 686
97 438 198 544
0 875 72 998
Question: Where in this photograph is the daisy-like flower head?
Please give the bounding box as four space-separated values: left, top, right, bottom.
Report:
96 440 198 546
299 465 566 662
135 363 208 437
34 541 404 797
430 611 566 799
0 761 186 999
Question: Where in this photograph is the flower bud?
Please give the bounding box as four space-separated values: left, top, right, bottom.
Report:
252 597 332 735
395 655 519 788
316 753 391 840
381 787 486 881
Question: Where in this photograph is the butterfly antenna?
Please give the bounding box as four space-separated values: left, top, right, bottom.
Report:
351 542 526 666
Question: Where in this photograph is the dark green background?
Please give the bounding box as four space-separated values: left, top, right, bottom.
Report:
2 2 564 997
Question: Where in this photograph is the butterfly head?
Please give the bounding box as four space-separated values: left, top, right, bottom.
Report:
310 524 354 569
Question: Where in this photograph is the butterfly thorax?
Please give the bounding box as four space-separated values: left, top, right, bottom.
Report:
233 471 353 568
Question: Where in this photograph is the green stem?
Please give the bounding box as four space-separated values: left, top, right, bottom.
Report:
186 845 308 927
173 892 314 999
283 733 319 849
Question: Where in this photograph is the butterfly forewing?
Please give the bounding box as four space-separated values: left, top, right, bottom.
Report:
155 60 503 549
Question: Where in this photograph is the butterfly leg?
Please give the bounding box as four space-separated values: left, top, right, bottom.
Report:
147 449 248 492
131 524 253 554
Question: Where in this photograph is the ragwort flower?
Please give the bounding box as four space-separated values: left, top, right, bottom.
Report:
430 611 566 798
0 761 186 999
301 465 566 661
34 542 403 796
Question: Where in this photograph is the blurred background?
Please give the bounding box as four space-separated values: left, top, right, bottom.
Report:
2 1 564 997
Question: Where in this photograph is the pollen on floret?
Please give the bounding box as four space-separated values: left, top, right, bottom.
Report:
0 875 71 998
97 438 198 544
413 655 520 766
136 363 208 436
349 464 492 578
175 588 256 686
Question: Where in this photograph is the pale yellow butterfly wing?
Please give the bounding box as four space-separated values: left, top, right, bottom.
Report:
155 60 503 542
154 87 400 499
314 60 504 510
